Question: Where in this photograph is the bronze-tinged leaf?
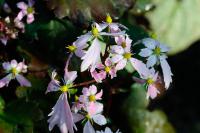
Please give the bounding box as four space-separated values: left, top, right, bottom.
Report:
46 0 135 23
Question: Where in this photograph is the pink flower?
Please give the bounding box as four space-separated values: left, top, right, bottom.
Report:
15 0 35 24
71 96 84 113
111 35 150 77
79 85 103 105
139 38 173 89
83 102 107 133
140 68 160 99
91 58 116 83
46 70 78 133
0 60 31 88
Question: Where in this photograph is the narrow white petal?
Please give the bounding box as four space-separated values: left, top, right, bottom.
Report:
139 48 153 57
83 121 95 133
81 38 101 72
110 45 124 54
142 38 156 49
159 43 169 52
64 71 77 83
159 56 173 89
74 34 91 48
129 58 150 78
111 55 123 63
146 55 157 68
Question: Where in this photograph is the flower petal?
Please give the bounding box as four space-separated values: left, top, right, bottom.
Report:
81 38 101 72
129 58 150 78
0 74 12 88
142 38 156 49
64 71 77 83
16 74 31 87
139 48 153 57
16 11 25 21
27 13 34 24
110 45 124 54
159 43 169 53
105 58 112 66
2 62 11 71
93 114 107 126
111 54 123 64
83 121 95 133
115 59 127 70
17 2 27 10
48 93 75 133
89 85 97 95
146 55 157 68
95 89 103 100
74 34 91 48
147 84 160 99
159 56 173 89
10 60 18 68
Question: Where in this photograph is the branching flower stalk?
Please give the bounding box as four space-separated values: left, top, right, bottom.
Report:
0 2 173 132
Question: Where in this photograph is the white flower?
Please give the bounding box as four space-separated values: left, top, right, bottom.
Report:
46 70 78 133
139 38 173 89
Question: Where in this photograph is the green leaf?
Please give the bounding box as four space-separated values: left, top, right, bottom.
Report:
146 0 200 55
122 84 175 132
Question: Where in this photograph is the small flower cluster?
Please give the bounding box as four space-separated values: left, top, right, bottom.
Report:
0 0 35 45
45 14 173 133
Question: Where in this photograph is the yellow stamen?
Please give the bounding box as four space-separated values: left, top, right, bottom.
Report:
75 95 79 102
11 68 18 76
154 47 161 55
121 42 126 48
60 85 69 92
27 7 34 14
147 78 154 85
86 114 91 119
66 45 77 53
123 53 132 59
92 26 99 37
106 14 112 23
89 95 96 102
105 66 111 73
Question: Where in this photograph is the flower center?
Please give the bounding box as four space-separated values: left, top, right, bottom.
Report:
154 47 161 55
106 14 112 24
11 68 18 76
60 85 69 92
27 7 34 14
147 78 154 85
105 66 111 73
86 114 91 119
123 53 132 59
89 95 96 102
121 42 126 48
66 45 77 53
92 26 99 37
75 95 79 102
